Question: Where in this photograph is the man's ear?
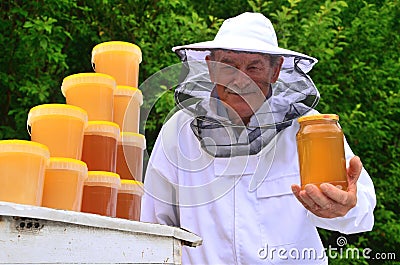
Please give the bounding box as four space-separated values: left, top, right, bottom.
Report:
205 55 215 82
271 56 284 83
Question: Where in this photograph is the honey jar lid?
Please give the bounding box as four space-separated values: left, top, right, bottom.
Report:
92 41 142 63
114 86 143 106
297 114 339 123
85 121 120 139
118 179 144 196
85 171 121 188
61 73 116 97
47 157 88 178
0 140 50 159
118 132 146 150
27 104 88 126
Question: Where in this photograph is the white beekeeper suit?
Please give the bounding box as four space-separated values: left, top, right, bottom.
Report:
141 12 376 264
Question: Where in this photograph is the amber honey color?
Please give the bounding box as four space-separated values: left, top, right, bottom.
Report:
0 140 49 206
82 135 117 172
28 104 87 159
116 143 143 181
0 153 46 205
42 158 87 211
93 50 141 87
117 144 139 180
116 179 143 221
116 193 141 221
64 83 114 121
42 170 83 210
81 185 118 217
113 86 143 133
31 116 85 159
81 171 120 217
61 73 116 122
296 114 347 190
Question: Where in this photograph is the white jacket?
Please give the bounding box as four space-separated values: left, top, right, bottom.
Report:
141 109 376 264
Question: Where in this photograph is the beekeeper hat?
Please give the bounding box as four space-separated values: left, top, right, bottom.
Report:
172 12 317 69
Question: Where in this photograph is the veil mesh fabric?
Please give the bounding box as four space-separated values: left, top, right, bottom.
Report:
174 49 320 157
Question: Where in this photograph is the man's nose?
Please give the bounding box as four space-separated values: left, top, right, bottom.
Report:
231 70 252 89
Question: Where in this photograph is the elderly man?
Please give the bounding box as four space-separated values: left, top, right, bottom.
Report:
141 12 375 264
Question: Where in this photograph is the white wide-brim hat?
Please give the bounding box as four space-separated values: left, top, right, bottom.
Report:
172 12 317 69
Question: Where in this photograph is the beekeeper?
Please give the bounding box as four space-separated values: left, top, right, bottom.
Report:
141 12 376 264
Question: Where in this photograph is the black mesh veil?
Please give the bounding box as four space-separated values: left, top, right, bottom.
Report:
173 48 319 157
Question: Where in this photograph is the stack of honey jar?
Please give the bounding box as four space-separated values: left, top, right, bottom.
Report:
0 41 145 221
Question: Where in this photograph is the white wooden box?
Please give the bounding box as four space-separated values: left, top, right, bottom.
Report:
0 201 201 264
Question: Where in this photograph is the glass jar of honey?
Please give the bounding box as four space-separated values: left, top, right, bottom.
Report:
296 114 347 190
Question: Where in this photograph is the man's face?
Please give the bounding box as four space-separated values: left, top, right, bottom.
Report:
206 50 282 125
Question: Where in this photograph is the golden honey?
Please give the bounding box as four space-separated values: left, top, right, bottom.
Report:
296 114 347 190
61 73 116 121
42 158 88 211
113 86 143 133
92 41 142 87
28 104 88 159
0 140 49 206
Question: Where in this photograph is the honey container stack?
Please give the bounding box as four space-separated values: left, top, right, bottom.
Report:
0 41 145 222
79 41 146 220
26 103 89 213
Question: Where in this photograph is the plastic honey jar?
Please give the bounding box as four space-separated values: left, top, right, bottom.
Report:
81 121 120 172
113 86 143 133
296 114 347 190
0 140 50 206
92 41 142 87
116 132 146 181
42 158 88 211
61 73 116 121
81 171 121 217
27 104 88 159
116 180 144 221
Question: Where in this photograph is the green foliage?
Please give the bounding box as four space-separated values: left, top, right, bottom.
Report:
0 0 399 264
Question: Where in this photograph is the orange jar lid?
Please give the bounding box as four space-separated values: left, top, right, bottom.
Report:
47 157 88 179
118 132 146 150
114 86 143 106
118 179 144 196
27 104 88 126
0 140 50 159
85 171 121 188
85 121 120 139
298 114 339 123
61 73 116 97
92 41 142 63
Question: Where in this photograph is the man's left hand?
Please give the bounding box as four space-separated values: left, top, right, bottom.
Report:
291 156 362 218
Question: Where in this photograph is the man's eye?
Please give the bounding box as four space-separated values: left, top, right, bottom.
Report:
248 66 260 71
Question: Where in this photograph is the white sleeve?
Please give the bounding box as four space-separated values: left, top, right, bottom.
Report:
306 136 376 234
140 127 180 227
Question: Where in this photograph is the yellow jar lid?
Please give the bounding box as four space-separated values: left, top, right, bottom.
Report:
61 73 116 97
0 140 50 159
118 179 144 196
298 114 339 123
85 171 121 188
114 86 143 106
27 104 88 126
92 41 142 63
118 132 146 150
47 157 88 177
85 121 120 139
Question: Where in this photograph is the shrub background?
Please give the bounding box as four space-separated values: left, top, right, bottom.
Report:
1 0 398 263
